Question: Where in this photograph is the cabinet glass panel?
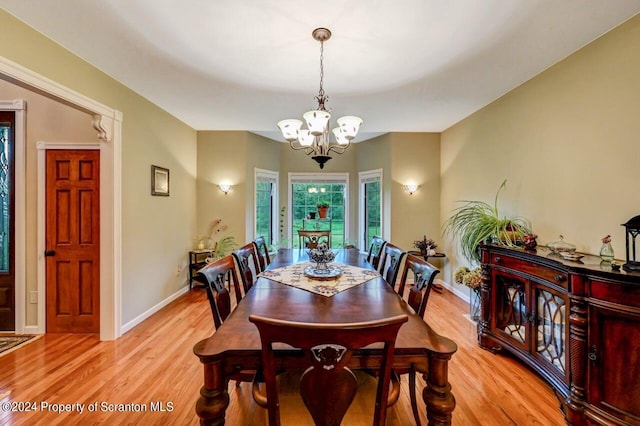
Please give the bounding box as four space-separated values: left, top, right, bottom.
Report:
535 288 566 373
495 274 527 344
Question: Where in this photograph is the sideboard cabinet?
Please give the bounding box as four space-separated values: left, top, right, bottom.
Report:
479 244 640 426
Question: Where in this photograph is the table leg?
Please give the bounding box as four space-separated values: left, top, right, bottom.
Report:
424 353 456 425
195 361 229 425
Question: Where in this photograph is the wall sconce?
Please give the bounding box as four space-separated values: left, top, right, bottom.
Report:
218 183 232 195
404 184 420 195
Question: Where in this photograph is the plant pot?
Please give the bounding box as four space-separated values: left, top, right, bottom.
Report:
317 207 329 219
309 212 316 219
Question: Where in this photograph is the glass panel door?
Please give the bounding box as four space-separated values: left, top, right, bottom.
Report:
292 182 345 248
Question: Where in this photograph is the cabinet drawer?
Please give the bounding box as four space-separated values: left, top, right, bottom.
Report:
490 253 568 289
589 279 640 307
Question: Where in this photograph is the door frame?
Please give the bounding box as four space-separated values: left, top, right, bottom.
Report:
0 100 25 333
1 55 122 340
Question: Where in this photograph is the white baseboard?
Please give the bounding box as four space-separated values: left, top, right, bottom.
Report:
120 285 190 335
22 325 44 335
435 278 471 303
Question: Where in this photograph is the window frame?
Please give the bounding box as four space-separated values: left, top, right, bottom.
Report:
254 168 279 247
358 169 383 253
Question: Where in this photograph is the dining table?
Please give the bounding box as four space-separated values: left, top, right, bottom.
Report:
193 248 458 425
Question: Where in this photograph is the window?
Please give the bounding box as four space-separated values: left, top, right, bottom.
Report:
255 169 278 247
359 169 383 251
288 173 349 248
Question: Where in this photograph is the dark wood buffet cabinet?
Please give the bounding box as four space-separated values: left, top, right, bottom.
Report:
479 244 640 426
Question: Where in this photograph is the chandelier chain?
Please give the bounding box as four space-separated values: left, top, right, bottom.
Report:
315 39 328 111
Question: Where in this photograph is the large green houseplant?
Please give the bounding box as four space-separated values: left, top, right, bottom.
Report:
444 180 530 263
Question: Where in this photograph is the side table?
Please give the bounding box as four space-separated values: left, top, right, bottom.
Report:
189 250 215 289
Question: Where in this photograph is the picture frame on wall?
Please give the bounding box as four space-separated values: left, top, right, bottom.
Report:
151 165 170 196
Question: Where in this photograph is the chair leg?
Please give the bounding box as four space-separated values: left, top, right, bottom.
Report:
409 366 421 426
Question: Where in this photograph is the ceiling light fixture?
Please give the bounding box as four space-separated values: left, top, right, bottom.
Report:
278 28 363 169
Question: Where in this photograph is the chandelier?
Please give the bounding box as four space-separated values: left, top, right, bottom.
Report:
277 28 363 169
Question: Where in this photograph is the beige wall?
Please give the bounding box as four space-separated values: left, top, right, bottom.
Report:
441 14 640 297
389 133 441 250
0 10 198 327
196 131 281 248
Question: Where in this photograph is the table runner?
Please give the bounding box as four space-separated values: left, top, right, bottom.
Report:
258 262 380 297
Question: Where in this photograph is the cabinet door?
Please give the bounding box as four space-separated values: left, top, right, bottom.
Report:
589 304 640 424
532 283 567 380
491 270 529 351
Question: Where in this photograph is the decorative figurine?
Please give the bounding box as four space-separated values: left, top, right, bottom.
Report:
599 235 615 262
523 233 538 250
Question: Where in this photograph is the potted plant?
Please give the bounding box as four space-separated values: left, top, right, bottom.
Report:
413 236 437 256
317 201 330 219
444 180 530 263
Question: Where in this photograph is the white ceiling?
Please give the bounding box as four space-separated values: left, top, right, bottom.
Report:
2 0 640 142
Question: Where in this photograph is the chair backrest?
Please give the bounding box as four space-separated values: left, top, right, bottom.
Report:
298 230 331 249
397 255 440 318
232 243 261 293
249 314 408 426
379 243 407 291
366 236 387 271
253 236 271 272
197 255 242 329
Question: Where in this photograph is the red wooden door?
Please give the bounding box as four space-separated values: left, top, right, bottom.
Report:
46 150 100 333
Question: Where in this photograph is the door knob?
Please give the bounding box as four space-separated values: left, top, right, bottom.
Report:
44 250 56 257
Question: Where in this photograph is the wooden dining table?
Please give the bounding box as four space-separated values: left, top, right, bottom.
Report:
193 248 457 425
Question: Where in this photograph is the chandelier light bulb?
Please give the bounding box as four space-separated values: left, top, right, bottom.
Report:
303 110 331 136
298 129 315 146
336 116 363 140
332 127 349 145
277 119 303 142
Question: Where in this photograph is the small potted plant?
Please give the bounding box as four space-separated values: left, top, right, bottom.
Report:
444 180 530 263
317 201 330 218
413 236 437 256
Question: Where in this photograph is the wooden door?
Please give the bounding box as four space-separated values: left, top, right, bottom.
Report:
46 150 100 333
0 112 15 330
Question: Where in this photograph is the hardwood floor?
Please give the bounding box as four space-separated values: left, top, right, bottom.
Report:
0 285 566 425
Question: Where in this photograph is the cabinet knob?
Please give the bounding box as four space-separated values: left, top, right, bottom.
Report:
494 257 502 263
554 275 566 282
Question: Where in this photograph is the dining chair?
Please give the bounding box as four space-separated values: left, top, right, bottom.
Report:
232 242 262 293
378 242 407 292
366 236 387 271
393 254 440 425
253 236 271 272
197 255 264 391
249 314 408 426
196 255 243 329
297 229 331 249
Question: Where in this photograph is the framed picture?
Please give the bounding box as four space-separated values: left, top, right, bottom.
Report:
151 165 170 196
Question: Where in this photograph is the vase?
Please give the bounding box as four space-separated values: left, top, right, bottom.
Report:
469 287 481 322
600 242 614 262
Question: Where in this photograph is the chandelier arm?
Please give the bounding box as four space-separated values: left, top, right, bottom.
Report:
327 141 351 155
289 140 313 152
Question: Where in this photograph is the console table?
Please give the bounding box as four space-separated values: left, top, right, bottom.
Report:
479 244 640 425
188 249 214 289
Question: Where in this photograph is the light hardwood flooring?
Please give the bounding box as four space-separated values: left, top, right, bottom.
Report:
0 285 565 425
